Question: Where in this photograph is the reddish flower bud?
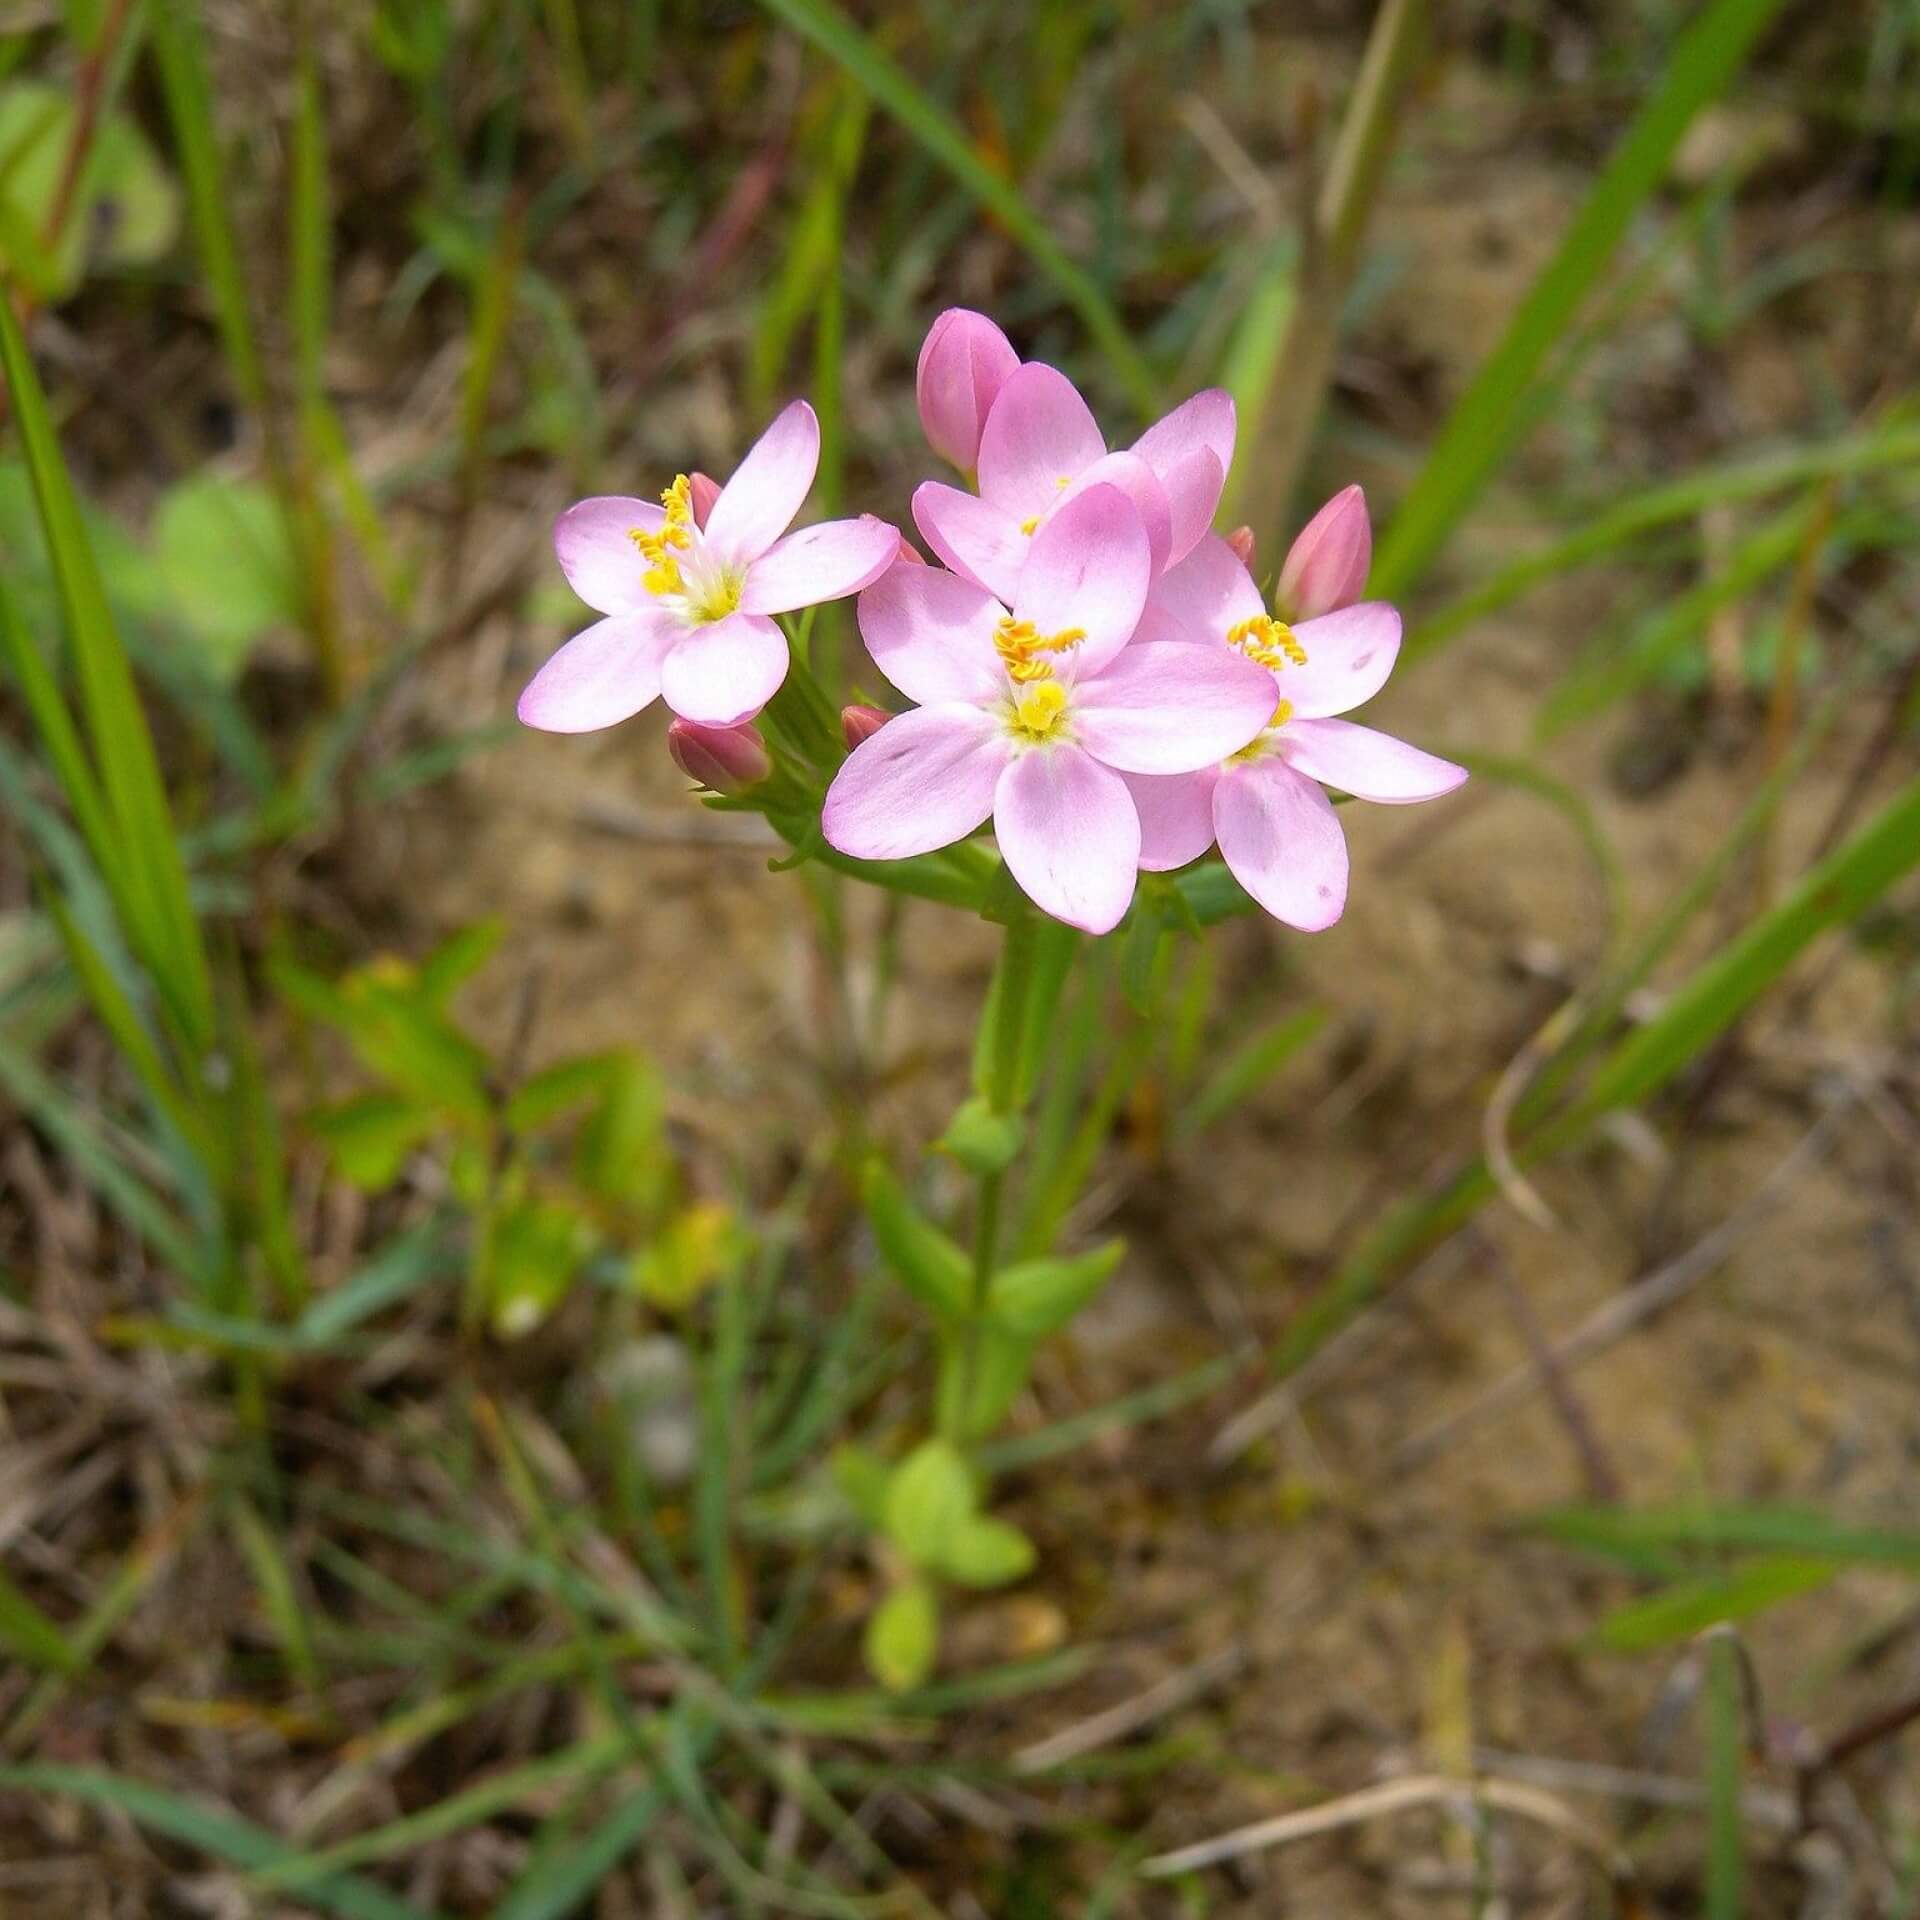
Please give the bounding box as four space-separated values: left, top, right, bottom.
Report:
841 704 892 749
1225 525 1256 569
688 471 722 530
915 308 1019 472
893 534 928 566
1276 484 1371 621
667 718 770 793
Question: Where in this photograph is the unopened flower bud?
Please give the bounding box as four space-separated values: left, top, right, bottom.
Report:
1276 484 1371 621
667 718 769 793
915 307 1019 472
841 704 892 749
1225 525 1256 569
688 471 721 529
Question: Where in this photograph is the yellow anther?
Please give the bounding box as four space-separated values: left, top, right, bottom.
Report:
1009 678 1069 741
1055 475 1072 490
629 475 696 597
1270 697 1294 728
994 616 1086 683
1226 614 1308 670
1019 515 1041 536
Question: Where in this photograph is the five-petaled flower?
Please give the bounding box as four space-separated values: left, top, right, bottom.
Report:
519 400 899 733
823 487 1277 935
911 361 1235 605
1124 527 1466 931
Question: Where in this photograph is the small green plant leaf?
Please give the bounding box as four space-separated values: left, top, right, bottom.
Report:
307 1094 440 1190
940 1516 1036 1590
830 1443 891 1531
861 1161 971 1318
883 1438 974 1569
154 474 301 681
1583 1555 1839 1654
485 1196 593 1341
988 1241 1123 1338
0 1565 79 1675
864 1578 939 1694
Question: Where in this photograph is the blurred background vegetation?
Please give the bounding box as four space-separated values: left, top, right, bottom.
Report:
1 0 1919 1913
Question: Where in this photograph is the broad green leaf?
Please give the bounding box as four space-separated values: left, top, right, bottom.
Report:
574 1052 670 1211
485 1196 593 1340
941 1516 1037 1590
883 1439 974 1569
988 1241 1124 1338
864 1578 938 1694
307 1093 440 1190
862 1160 971 1318
154 473 301 681
631 1202 743 1312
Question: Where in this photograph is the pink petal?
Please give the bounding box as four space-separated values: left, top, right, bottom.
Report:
1214 759 1349 931
1279 718 1468 804
1146 532 1265 643
911 482 1029 601
517 611 675 733
704 400 819 564
658 611 789 727
856 562 1006 707
554 496 659 615
1072 641 1273 775
1277 602 1402 718
1156 445 1226 566
741 514 900 614
976 363 1106 521
1277 484 1371 620
1124 769 1219 871
823 703 1007 861
992 747 1140 935
1013 483 1149 677
1056 451 1172 580
916 308 1021 472
688 472 721 529
1132 389 1234 559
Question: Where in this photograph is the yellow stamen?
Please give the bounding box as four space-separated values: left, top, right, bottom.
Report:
1009 679 1069 742
1019 515 1041 536
629 474 696 597
994 615 1087 683
1226 613 1308 670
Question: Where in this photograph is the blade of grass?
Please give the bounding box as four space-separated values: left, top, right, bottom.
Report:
0 297 213 1053
752 0 1159 415
1584 1557 1839 1654
0 1764 443 1920
1372 0 1792 597
1704 1631 1745 1920
1529 1503 1920 1573
0 1567 79 1675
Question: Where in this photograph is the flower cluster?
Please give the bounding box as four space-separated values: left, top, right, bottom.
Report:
520 308 1466 935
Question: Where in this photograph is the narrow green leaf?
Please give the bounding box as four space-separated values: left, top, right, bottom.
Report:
227 1494 323 1693
0 1766 441 1920
861 1160 972 1318
988 1240 1123 1338
1374 0 1792 595
0 1566 79 1674
1584 1556 1838 1653
1531 1503 1920 1573
752 0 1159 415
1176 1007 1328 1141
1704 1632 1745 1920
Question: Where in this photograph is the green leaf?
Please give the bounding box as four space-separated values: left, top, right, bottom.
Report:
1584 1556 1839 1654
752 0 1159 416
485 1196 593 1341
861 1161 971 1318
1531 1503 1920 1573
306 1093 440 1190
1373 0 1792 596
830 1443 891 1531
0 1565 79 1674
416 917 504 1005
1177 1008 1328 1141
952 1323 1036 1441
0 1765 439 1920
940 1516 1036 1590
573 1052 670 1210
293 1227 448 1348
863 1578 939 1694
153 474 301 681
504 1050 625 1131
988 1241 1124 1338
883 1439 974 1569
1705 1632 1744 1920
937 1095 1024 1177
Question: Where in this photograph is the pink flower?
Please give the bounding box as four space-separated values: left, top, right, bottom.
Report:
666 718 771 793
1125 535 1466 931
916 308 1020 473
841 704 892 748
1275 484 1371 622
519 401 899 733
823 487 1276 935
911 364 1235 605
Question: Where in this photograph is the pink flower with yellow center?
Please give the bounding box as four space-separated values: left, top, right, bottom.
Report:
823 487 1276 935
910 360 1234 605
519 401 899 733
1124 529 1466 931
